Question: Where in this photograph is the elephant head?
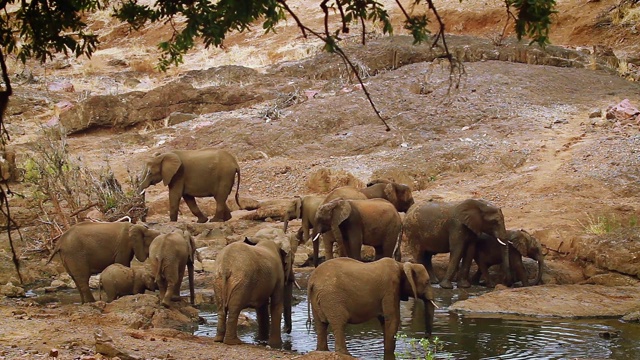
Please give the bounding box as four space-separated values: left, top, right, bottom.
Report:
455 199 510 283
508 229 544 285
315 198 351 257
129 224 161 262
138 152 182 193
282 196 302 233
133 267 157 294
400 262 436 335
363 180 415 212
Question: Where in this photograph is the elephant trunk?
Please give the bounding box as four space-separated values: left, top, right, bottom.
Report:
137 168 152 195
424 298 435 336
283 281 293 334
534 255 544 285
501 244 512 285
312 234 320 267
332 226 347 258
188 262 195 305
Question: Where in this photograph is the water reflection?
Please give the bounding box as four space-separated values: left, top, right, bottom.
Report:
195 278 640 360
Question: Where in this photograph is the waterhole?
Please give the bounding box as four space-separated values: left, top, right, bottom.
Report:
194 278 640 359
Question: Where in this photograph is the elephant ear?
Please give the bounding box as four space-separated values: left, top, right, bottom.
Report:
512 229 538 257
160 152 182 186
384 183 398 206
403 262 419 299
184 230 197 263
129 224 152 262
455 199 483 235
332 199 351 227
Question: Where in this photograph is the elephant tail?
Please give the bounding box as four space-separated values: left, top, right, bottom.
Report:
234 168 241 210
46 243 62 265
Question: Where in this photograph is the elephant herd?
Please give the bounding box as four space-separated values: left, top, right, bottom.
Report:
46 147 544 359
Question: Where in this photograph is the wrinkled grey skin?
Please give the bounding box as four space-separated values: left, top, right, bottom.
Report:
403 199 510 289
47 221 160 303
472 229 544 287
211 229 297 348
308 257 435 360
99 263 157 302
138 148 241 223
314 198 402 265
149 230 197 307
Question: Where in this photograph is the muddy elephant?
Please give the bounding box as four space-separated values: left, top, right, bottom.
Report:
99 263 156 302
404 199 509 289
47 221 161 303
212 228 297 347
149 230 197 307
138 148 241 223
472 229 544 287
293 195 325 265
362 179 414 212
314 198 402 265
281 196 302 233
308 257 436 360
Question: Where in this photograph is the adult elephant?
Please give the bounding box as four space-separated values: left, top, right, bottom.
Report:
472 229 544 287
138 148 241 223
308 257 436 360
99 263 157 302
294 195 325 266
149 230 198 307
47 221 161 303
212 228 297 348
314 198 402 264
404 199 509 289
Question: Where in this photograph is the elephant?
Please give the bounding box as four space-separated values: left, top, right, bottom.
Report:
293 195 324 264
403 199 509 289
211 228 297 347
46 221 161 303
472 229 544 287
308 257 436 360
361 179 415 212
138 148 241 223
314 198 402 265
99 263 157 302
281 196 302 233
149 230 197 307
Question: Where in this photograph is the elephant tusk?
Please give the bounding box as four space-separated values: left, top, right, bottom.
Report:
294 280 301 290
429 299 440 309
139 188 146 196
312 233 321 242
497 237 507 246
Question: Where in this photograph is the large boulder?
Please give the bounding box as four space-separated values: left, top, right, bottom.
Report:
573 228 640 279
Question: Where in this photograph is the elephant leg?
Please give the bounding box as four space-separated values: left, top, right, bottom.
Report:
457 243 475 288
333 322 351 356
323 233 335 261
315 320 329 352
183 195 208 223
256 303 270 341
374 246 384 261
513 257 529 287
157 279 168 305
440 246 464 289
381 299 400 360
168 189 182 222
71 272 95 303
419 252 439 284
476 261 495 288
268 298 283 348
210 192 232 222
213 306 227 342
223 307 244 345
470 266 482 285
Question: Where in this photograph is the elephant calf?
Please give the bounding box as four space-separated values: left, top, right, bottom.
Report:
472 229 545 287
308 257 436 360
149 230 197 307
99 263 156 302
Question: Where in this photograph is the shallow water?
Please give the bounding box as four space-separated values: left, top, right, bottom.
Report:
195 280 640 359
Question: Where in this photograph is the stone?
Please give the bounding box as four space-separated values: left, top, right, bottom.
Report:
1 282 25 297
605 99 639 122
588 108 602 118
621 311 640 323
94 328 140 360
165 112 197 126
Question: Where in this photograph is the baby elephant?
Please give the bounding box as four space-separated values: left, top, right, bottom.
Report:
99 263 156 302
149 230 198 307
472 229 545 287
308 257 436 360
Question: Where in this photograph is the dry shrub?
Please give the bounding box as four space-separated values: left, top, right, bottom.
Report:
23 126 146 253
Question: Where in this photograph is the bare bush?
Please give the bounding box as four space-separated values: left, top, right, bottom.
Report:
23 126 146 253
